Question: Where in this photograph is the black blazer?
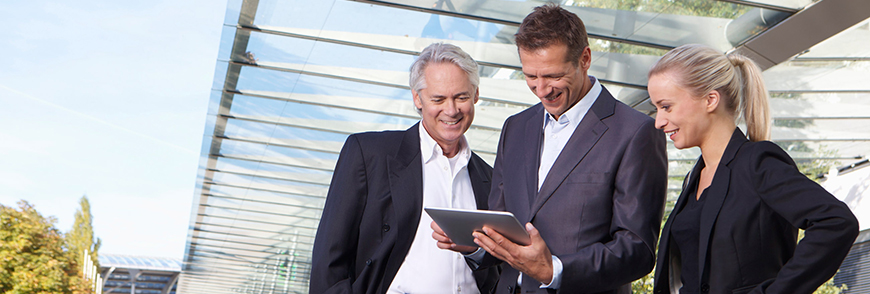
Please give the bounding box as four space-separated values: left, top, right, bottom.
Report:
653 128 859 294
484 87 668 294
309 123 499 294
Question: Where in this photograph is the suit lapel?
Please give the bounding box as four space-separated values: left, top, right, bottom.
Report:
529 90 615 221
697 128 747 281
468 154 492 210
516 105 544 223
382 124 423 289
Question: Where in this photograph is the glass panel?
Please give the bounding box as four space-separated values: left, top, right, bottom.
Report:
350 0 772 50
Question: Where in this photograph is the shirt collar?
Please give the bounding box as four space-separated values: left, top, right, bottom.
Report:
543 75 602 128
418 122 471 164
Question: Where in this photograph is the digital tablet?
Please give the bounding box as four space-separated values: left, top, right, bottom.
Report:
425 207 531 247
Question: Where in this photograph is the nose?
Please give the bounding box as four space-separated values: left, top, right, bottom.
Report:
654 111 666 130
532 79 552 98
443 98 459 116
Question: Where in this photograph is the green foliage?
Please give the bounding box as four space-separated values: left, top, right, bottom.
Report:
574 0 750 19
66 196 101 271
1 201 74 293
815 276 847 294
630 271 847 294
632 271 655 293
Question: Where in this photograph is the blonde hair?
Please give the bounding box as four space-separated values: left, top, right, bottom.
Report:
649 44 770 141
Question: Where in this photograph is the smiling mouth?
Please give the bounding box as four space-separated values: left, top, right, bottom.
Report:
665 129 677 139
543 92 562 102
441 118 461 125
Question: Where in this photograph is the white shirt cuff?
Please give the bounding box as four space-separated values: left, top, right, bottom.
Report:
540 255 563 289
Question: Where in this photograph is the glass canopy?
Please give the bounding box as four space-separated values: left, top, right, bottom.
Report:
180 0 870 293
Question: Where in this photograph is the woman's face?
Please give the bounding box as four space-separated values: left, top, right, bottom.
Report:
648 72 711 150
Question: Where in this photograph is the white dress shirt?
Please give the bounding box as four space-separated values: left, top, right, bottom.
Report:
387 122 480 294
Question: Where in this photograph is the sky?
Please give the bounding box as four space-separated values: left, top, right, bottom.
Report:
0 0 228 260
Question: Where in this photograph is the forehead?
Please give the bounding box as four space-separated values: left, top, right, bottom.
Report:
519 44 572 70
648 73 691 103
420 63 473 93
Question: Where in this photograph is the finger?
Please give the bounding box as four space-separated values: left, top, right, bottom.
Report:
481 226 508 245
436 241 455 250
432 231 452 243
452 244 479 254
474 231 512 263
526 223 544 243
472 232 497 255
430 221 443 234
525 223 551 254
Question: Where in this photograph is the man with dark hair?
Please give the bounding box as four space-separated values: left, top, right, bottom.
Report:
310 43 498 294
434 4 667 294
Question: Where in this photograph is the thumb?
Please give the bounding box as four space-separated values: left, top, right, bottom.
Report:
526 222 541 238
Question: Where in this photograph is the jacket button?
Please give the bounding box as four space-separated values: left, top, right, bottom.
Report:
507 286 513 293
701 284 709 293
365 259 372 266
382 224 390 232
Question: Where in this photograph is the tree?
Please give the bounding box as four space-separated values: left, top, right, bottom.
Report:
66 195 102 272
0 201 76 292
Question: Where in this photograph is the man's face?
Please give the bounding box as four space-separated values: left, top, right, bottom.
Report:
519 43 592 120
413 62 478 153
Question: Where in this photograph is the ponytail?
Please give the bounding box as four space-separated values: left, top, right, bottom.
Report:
726 54 770 141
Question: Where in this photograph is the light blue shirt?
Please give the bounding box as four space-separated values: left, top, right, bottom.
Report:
538 76 601 191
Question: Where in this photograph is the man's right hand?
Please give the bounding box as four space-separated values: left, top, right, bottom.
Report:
431 221 479 254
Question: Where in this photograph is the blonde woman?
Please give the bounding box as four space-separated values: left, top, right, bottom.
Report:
648 44 858 294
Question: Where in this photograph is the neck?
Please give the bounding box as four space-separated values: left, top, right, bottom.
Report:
699 120 737 169
440 142 460 158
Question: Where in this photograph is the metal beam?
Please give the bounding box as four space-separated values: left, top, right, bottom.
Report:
731 0 870 69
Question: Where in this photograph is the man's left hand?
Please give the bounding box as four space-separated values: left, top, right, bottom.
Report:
473 222 553 284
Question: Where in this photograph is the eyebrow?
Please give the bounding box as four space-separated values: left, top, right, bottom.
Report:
523 71 566 79
429 91 472 99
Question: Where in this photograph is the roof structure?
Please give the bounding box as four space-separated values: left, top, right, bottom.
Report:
180 0 870 293
99 254 182 294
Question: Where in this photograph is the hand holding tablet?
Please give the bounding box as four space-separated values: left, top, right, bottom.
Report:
425 207 531 247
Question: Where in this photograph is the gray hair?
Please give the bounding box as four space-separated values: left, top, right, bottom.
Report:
409 43 480 94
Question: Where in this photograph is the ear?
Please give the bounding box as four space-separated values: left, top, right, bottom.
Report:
473 88 479 104
705 89 721 113
579 46 592 71
413 89 424 111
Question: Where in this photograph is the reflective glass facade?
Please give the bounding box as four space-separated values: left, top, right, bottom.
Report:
181 0 870 293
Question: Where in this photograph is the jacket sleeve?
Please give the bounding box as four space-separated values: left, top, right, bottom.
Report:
558 117 668 292
309 135 368 294
750 142 858 294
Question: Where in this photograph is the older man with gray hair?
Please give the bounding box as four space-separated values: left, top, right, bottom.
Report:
310 43 499 294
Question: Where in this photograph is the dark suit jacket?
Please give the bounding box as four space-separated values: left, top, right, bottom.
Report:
309 123 499 294
653 128 859 294
485 87 668 294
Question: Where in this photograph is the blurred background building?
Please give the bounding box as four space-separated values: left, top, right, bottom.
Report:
100 254 182 294
179 0 870 293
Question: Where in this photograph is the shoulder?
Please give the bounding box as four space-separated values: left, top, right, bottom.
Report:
508 103 542 121
731 140 798 173
609 98 655 127
351 129 405 144
344 129 408 155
